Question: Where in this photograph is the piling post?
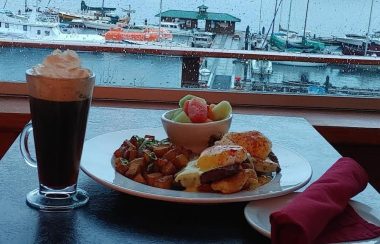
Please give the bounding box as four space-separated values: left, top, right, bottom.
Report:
181 57 200 88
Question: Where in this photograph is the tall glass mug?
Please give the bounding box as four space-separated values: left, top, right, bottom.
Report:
20 68 95 211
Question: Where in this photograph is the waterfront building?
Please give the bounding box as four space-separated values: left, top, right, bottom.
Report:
155 5 240 34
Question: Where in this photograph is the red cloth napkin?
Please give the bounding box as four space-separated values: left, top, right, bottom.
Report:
270 157 380 244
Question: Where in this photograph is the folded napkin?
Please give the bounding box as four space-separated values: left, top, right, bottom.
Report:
270 157 380 244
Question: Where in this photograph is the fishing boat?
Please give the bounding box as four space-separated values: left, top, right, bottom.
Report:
0 8 105 43
104 27 173 43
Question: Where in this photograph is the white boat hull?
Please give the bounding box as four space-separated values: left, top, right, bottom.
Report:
0 13 105 43
273 61 327 67
83 20 116 30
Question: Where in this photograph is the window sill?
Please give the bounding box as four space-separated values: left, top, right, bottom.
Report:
1 95 379 134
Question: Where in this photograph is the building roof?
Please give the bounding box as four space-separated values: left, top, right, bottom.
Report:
155 10 241 22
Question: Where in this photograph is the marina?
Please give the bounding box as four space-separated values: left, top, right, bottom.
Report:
0 0 380 97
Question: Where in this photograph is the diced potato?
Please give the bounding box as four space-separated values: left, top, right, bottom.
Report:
125 161 142 178
155 158 169 168
145 172 163 186
129 149 138 161
114 147 125 158
153 175 174 189
114 157 129 175
173 154 189 169
160 161 177 175
162 148 177 161
153 145 171 158
130 157 146 168
133 173 147 185
143 150 157 164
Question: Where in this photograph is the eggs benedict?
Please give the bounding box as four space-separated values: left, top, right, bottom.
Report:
175 145 259 193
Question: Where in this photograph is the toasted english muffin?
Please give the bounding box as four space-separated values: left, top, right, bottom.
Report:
216 131 272 160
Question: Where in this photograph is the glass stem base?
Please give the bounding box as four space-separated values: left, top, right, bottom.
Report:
26 188 89 211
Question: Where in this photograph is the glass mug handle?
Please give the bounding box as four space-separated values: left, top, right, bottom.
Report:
19 122 37 168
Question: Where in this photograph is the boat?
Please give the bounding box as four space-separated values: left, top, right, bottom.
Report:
339 0 380 57
270 32 325 52
80 0 115 13
269 0 326 67
59 1 119 24
341 42 380 57
154 21 192 36
270 0 325 52
81 16 130 30
269 0 325 53
251 60 273 75
0 8 105 43
104 27 173 43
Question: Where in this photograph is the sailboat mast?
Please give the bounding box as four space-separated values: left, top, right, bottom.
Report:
286 0 293 49
101 0 105 16
271 0 278 36
158 0 163 42
364 0 374 56
3 0 7 8
302 0 310 43
259 0 262 34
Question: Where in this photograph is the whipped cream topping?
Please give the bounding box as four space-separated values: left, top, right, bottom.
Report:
32 49 90 79
27 50 94 102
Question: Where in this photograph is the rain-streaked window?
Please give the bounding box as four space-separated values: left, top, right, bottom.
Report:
0 0 379 100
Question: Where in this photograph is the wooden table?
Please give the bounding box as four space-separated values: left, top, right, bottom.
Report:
0 107 379 243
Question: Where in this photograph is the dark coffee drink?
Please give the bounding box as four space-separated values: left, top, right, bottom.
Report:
30 97 91 189
22 50 94 210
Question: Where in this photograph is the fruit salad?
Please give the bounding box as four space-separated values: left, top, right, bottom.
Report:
171 95 232 123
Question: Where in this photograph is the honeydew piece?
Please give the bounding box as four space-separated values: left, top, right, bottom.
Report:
173 111 192 123
171 109 183 120
211 101 232 121
179 94 206 108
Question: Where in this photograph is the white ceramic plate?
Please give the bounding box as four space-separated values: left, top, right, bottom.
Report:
244 192 380 243
81 128 312 204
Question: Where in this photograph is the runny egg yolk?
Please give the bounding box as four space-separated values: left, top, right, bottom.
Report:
196 145 245 171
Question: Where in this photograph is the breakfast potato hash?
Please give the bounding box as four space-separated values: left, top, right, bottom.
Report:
113 135 191 189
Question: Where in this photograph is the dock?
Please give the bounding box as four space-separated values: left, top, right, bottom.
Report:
201 33 243 90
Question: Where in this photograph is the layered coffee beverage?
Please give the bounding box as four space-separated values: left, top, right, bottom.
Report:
27 50 94 191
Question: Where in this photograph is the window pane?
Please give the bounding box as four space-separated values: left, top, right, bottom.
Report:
1 0 380 100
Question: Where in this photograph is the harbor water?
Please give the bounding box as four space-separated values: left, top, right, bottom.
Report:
1 46 380 91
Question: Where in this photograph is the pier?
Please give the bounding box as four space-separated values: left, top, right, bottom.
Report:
201 33 242 90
